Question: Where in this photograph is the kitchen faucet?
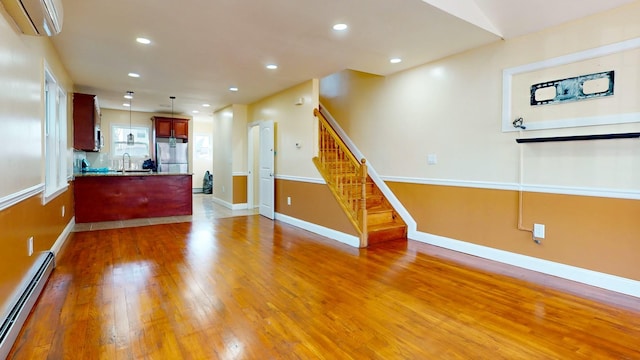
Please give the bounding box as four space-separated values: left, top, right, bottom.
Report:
122 152 131 171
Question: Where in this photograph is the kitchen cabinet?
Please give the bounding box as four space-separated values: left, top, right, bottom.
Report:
74 174 193 222
73 93 101 151
152 116 189 140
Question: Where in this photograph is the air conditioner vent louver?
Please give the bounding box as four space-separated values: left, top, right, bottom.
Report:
0 0 63 36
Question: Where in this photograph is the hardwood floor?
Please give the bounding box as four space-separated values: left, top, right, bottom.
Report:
8 215 640 359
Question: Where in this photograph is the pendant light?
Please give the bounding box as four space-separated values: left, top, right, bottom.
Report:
169 96 177 148
126 91 135 146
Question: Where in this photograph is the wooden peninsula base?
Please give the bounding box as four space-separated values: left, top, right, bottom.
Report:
74 173 192 223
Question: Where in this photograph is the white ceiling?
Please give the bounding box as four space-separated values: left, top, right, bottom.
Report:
50 0 636 116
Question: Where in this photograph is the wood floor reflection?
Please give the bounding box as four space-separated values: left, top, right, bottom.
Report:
9 215 640 359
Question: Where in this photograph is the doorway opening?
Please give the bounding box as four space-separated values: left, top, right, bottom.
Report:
247 120 275 219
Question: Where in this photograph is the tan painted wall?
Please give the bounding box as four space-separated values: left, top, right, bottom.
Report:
276 179 357 236
245 80 358 235
0 7 75 325
212 106 233 203
247 80 320 178
233 175 247 204
232 104 248 173
211 105 248 202
387 182 640 280
321 4 640 186
320 3 640 280
0 186 75 326
0 7 73 198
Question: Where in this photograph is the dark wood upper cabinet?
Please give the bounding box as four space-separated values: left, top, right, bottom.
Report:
172 119 189 139
155 117 173 137
152 116 189 140
73 93 101 151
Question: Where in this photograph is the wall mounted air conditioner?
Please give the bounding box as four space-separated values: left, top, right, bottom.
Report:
0 0 63 36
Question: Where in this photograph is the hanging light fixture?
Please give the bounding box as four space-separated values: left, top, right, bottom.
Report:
126 91 135 146
169 96 177 148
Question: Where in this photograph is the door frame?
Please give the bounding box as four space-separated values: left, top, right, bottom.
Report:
258 120 275 219
247 121 260 209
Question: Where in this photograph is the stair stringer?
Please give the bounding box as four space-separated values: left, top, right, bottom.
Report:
318 105 417 237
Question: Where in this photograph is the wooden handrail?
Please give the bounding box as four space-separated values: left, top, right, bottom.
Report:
314 108 362 166
313 108 368 247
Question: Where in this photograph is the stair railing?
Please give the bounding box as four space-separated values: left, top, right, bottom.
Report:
312 108 368 247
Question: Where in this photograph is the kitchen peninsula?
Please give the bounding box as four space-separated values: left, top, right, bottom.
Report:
74 172 192 223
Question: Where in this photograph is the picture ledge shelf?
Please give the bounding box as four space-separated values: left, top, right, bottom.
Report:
515 132 640 143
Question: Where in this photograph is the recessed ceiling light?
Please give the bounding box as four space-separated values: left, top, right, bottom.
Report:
123 103 130 107
136 37 151 45
124 94 133 99
229 87 239 92
202 104 210 107
192 110 199 114
390 58 402 64
128 72 140 78
266 64 278 70
333 23 348 31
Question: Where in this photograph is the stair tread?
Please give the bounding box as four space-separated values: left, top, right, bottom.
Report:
367 206 394 214
368 222 406 230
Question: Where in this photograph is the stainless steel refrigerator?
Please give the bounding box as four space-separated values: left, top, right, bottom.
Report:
156 142 188 173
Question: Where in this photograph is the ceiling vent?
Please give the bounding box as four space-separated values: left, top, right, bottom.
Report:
0 0 63 36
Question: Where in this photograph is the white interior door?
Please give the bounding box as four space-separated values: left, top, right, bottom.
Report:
259 120 275 219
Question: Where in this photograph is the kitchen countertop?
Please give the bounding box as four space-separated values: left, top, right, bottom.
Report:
74 171 192 177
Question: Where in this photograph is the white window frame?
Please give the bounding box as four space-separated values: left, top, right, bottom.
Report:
43 66 69 204
110 123 151 158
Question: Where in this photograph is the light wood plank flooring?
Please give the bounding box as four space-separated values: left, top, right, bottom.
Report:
8 207 640 358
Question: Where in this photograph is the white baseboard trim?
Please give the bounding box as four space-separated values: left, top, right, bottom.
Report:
212 197 233 209
410 230 640 298
232 203 248 210
51 217 75 258
211 197 247 210
275 213 360 248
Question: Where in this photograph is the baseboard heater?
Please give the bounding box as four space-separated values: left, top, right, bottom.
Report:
0 251 55 359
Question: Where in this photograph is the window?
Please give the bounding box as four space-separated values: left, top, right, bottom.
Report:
43 68 68 203
195 134 212 160
111 124 150 157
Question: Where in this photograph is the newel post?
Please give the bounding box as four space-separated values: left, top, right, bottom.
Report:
360 158 368 248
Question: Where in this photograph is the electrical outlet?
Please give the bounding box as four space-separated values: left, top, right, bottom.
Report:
533 224 545 239
61 205 65 217
287 196 291 205
222 186 225 193
427 154 438 165
28 237 33 256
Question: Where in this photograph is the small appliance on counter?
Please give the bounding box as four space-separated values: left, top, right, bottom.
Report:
156 142 188 173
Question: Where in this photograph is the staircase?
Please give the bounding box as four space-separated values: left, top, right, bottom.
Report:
313 108 407 248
